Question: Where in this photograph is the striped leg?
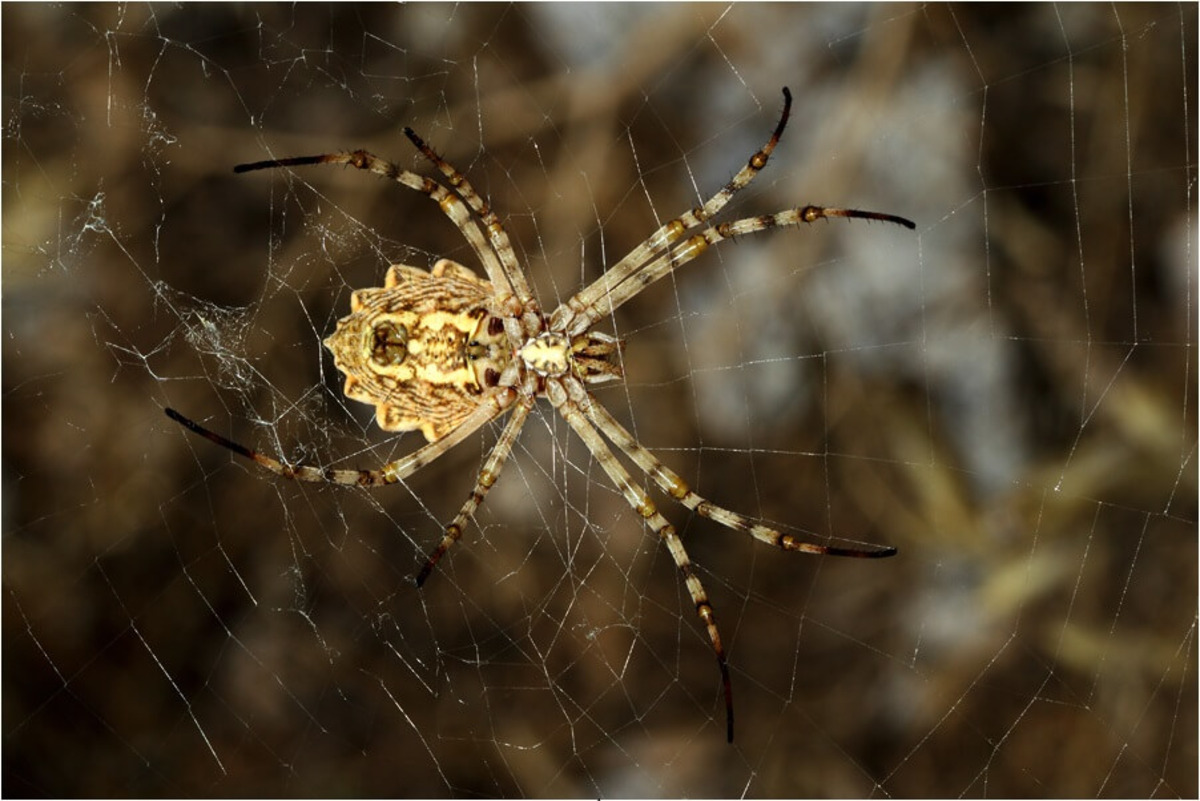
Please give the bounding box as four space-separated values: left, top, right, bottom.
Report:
416 398 533 586
564 204 915 338
550 88 797 334
164 387 516 488
402 127 537 311
545 378 735 743
233 151 520 306
575 390 896 558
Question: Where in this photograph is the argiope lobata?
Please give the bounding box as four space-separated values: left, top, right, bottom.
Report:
166 87 914 743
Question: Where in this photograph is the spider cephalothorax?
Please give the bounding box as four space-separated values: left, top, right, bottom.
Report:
166 87 913 742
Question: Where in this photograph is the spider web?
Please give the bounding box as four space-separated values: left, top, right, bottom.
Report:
4 4 1196 796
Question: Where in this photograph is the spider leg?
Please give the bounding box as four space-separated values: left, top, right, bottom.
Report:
577 394 896 558
551 87 795 333
545 378 736 743
403 127 537 314
416 398 533 586
563 205 915 337
165 388 515 488
233 151 521 309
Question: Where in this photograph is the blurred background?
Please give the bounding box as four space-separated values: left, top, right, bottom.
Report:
4 4 1195 796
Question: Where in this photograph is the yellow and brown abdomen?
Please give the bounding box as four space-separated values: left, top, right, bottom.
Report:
323 259 510 441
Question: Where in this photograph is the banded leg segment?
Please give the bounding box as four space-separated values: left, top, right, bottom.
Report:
403 127 536 311
233 151 520 304
565 204 915 337
551 88 797 334
576 390 896 558
165 387 516 488
415 398 533 586
547 379 736 743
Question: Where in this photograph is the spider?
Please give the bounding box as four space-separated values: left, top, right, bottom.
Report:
166 87 914 743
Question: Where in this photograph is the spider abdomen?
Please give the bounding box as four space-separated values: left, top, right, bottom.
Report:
322 259 512 441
